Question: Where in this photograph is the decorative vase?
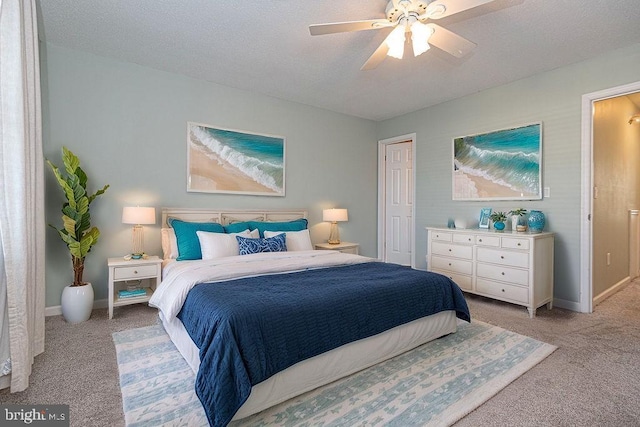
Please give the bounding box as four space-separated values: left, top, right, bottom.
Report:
528 210 546 233
494 221 505 231
61 282 94 323
511 215 519 231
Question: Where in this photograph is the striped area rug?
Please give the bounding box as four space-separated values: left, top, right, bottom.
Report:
113 320 556 427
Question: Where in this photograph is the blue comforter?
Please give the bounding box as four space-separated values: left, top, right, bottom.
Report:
177 261 470 426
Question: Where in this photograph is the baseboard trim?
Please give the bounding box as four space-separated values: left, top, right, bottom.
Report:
593 276 630 306
552 297 582 312
45 298 108 317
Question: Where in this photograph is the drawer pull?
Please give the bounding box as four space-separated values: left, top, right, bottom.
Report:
134 270 138 274
500 255 504 259
468 238 472 241
501 272 505 275
479 239 483 242
449 249 452 252
517 243 521 246
501 288 505 292
448 263 452 266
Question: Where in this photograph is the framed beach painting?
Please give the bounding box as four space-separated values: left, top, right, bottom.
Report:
187 122 285 196
452 122 542 201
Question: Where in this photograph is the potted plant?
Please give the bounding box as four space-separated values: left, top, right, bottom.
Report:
489 211 508 231
47 147 109 323
509 208 528 231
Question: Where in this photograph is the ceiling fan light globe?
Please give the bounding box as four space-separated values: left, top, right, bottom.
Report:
386 25 406 59
412 40 430 57
411 21 434 57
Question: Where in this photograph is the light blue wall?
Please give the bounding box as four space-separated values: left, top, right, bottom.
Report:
42 41 640 310
41 44 378 307
376 43 640 307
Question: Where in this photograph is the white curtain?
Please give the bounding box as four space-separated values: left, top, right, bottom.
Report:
0 0 46 392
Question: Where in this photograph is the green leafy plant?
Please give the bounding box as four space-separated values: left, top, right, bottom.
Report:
489 211 508 223
509 208 527 217
47 147 109 287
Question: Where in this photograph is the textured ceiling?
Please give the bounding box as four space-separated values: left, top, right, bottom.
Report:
37 0 640 121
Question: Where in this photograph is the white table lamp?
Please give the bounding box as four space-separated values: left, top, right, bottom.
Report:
323 208 348 244
122 206 156 257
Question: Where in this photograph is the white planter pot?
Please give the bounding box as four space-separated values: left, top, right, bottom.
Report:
61 282 94 323
511 215 519 231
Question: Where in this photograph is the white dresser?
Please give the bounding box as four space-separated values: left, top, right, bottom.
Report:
426 227 554 318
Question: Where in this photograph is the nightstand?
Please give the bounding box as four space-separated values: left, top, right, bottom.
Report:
314 242 359 255
108 256 162 319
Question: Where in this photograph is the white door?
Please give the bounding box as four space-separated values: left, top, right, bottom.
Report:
385 141 413 265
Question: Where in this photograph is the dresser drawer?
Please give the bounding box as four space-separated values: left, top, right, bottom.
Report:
476 247 529 268
502 237 530 250
475 235 500 247
431 255 473 275
452 233 475 244
476 262 529 286
431 231 452 242
476 278 528 304
431 241 473 260
432 269 472 292
114 264 158 280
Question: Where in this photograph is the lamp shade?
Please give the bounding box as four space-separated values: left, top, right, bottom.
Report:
323 208 348 222
122 207 156 225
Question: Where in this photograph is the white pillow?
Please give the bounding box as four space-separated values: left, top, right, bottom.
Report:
264 229 313 251
196 229 258 260
161 228 179 259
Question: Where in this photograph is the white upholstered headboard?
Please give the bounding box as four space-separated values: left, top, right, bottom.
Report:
161 208 308 228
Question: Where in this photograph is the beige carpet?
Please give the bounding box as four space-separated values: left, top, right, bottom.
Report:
2 282 640 426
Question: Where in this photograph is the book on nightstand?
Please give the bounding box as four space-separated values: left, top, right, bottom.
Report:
118 288 146 299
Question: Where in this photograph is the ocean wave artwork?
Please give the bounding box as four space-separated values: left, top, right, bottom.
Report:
453 123 542 200
188 123 285 196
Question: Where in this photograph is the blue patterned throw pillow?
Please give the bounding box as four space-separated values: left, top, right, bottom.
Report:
236 233 287 255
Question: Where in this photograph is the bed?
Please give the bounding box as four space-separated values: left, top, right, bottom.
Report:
149 208 470 427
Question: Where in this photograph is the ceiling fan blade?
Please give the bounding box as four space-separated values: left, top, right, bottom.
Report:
423 0 496 20
360 40 390 71
309 19 393 36
426 23 476 58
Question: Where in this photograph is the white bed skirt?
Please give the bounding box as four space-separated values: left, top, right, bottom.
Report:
160 310 458 420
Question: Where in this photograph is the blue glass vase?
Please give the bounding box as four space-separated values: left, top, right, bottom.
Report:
494 221 505 231
528 210 546 233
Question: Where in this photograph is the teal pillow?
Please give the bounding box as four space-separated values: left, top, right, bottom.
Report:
168 218 225 260
223 221 252 234
249 219 308 237
236 234 287 255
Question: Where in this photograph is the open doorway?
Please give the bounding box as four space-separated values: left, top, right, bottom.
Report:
580 82 640 313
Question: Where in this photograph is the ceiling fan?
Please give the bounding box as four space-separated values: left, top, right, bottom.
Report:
309 0 496 70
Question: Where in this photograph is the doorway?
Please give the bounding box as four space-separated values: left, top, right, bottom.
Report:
378 133 416 267
580 81 640 313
